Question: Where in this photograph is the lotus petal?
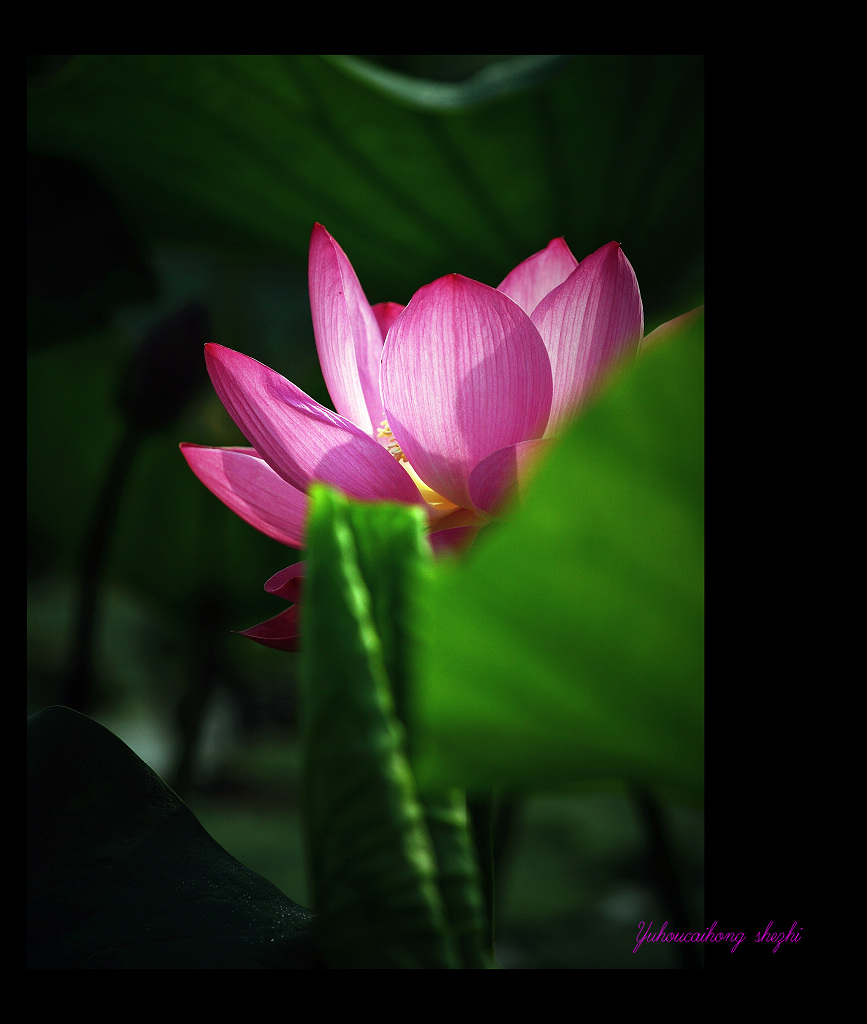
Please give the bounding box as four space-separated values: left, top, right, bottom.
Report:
180 443 307 548
309 223 387 433
237 606 301 652
497 237 579 316
204 344 424 507
264 562 306 603
532 241 643 433
381 274 552 510
468 439 549 516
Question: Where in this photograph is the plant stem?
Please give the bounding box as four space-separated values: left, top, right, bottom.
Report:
467 794 497 959
62 423 143 713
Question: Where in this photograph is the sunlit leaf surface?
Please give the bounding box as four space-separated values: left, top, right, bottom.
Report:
412 314 704 805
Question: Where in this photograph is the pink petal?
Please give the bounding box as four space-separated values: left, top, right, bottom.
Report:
497 238 579 316
381 274 553 510
236 606 300 652
264 561 306 603
180 443 307 548
204 344 424 506
532 241 644 433
467 439 549 516
427 526 481 555
308 223 386 433
372 301 405 339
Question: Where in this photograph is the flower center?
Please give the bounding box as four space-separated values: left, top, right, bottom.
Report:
377 419 458 513
376 419 407 462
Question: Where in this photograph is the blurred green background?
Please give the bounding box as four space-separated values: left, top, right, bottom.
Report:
27 55 704 968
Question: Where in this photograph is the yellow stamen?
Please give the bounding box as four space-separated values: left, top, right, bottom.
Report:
377 419 407 462
378 419 459 514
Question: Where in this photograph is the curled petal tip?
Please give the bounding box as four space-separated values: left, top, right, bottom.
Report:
236 607 301 652
264 561 306 602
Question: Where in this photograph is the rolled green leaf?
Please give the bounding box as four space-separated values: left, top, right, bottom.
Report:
422 790 492 968
299 485 458 968
343 498 491 968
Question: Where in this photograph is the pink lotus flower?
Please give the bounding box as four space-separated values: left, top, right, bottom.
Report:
180 224 644 650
